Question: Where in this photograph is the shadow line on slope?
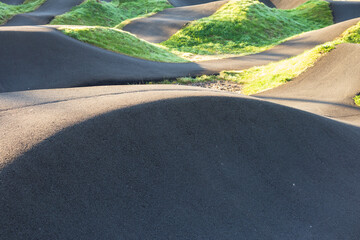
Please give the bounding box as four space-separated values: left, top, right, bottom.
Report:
0 87 211 112
256 96 360 111
1 95 360 239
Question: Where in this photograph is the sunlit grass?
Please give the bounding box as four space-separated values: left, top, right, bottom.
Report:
51 0 171 27
162 0 333 56
60 26 187 62
354 94 360 106
165 20 360 95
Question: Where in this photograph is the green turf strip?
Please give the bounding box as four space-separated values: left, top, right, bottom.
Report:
341 21 360 43
60 26 187 62
0 0 47 25
166 21 360 95
354 95 360 106
50 0 171 27
162 0 333 56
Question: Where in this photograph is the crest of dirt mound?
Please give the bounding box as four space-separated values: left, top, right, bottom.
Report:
1 86 360 239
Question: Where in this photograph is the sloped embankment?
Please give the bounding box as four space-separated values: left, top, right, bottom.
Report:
1 85 360 239
256 43 360 126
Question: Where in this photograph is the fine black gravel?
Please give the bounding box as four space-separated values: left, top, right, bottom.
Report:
256 43 360 126
1 18 359 93
1 1 360 239
1 86 360 239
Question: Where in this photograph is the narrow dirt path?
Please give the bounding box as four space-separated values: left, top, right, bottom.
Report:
4 0 83 26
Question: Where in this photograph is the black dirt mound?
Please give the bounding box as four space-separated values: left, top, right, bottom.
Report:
1 86 360 239
4 0 84 26
1 18 358 93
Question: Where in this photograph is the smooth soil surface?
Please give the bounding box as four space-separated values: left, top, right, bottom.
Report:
1 1 360 239
328 0 360 23
1 18 359 93
1 85 360 239
168 0 221 7
256 43 360 126
4 0 84 26
123 0 229 43
1 0 24 5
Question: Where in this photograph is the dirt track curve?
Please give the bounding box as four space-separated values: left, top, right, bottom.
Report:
256 43 360 126
168 0 221 7
123 0 229 43
1 85 360 239
124 0 360 44
1 1 360 239
1 18 359 93
4 0 83 26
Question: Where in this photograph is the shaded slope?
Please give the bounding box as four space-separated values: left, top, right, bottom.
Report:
5 0 84 26
0 26 205 92
122 0 228 43
328 0 360 23
1 0 24 5
1 18 359 93
256 43 360 126
168 0 221 7
1 85 360 239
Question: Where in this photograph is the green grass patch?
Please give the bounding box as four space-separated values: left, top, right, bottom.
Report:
354 94 360 106
168 43 335 94
60 26 187 62
341 21 360 43
162 0 332 56
0 0 46 25
50 0 171 27
166 20 360 95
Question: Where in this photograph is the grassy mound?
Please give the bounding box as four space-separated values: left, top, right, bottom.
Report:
162 0 333 56
50 0 171 27
341 21 360 43
60 26 187 62
0 0 46 25
167 20 360 95
169 43 335 94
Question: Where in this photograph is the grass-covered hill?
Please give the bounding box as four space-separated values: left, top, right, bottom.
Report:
53 0 334 63
59 26 187 62
170 20 360 95
162 0 333 55
50 0 172 27
0 0 335 63
2 0 357 99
